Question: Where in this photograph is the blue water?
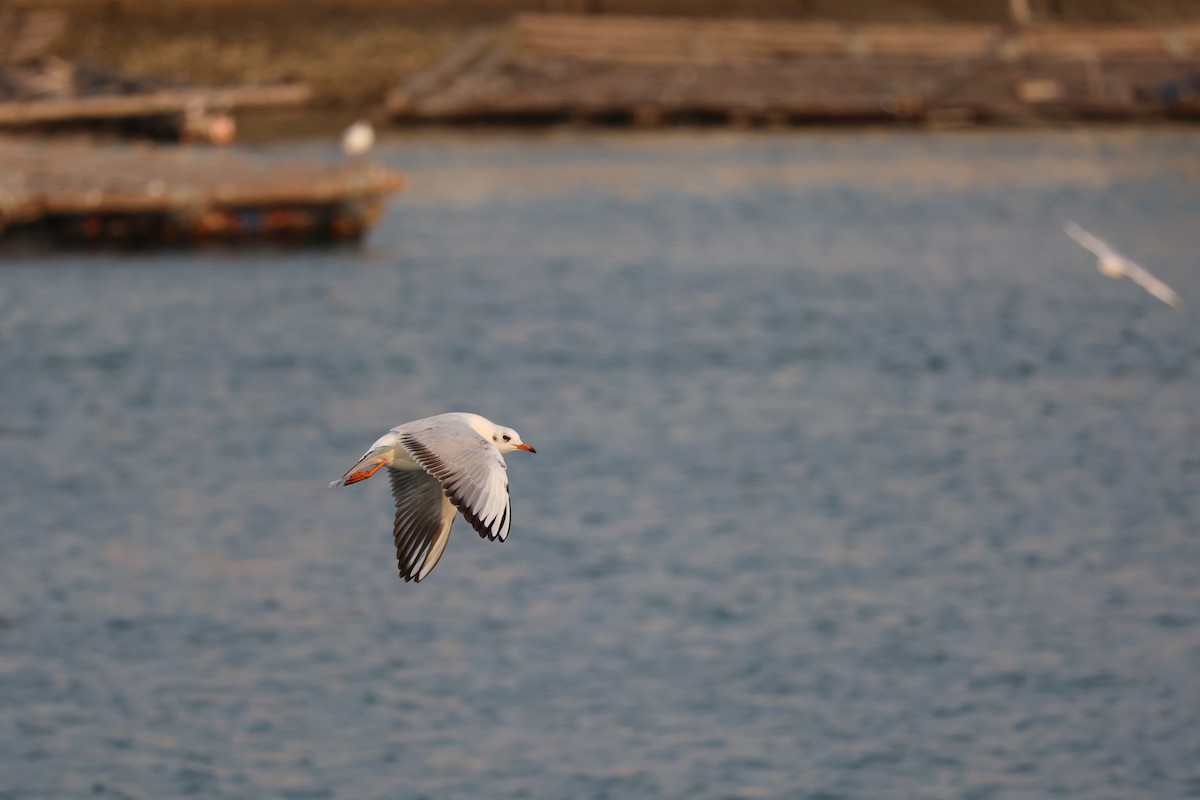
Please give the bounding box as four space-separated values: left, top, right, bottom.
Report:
2 128 1200 799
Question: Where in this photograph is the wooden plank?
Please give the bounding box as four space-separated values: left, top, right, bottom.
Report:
513 15 997 63
386 28 499 112
1016 25 1200 58
0 84 312 126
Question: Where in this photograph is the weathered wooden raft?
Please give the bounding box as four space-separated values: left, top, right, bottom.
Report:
0 138 406 246
385 14 1200 125
0 7 309 140
0 60 312 140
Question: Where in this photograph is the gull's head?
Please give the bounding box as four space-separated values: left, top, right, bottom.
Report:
492 426 536 454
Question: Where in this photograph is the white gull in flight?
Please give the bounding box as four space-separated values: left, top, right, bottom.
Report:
1064 221 1182 310
332 412 535 582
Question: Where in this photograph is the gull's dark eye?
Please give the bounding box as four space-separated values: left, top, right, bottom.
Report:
502 434 511 442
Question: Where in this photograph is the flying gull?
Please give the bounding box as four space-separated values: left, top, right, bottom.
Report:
332 412 535 582
1064 221 1182 309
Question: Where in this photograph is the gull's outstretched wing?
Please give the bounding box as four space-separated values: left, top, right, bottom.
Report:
389 467 457 582
1123 260 1183 309
399 419 512 543
1064 221 1120 260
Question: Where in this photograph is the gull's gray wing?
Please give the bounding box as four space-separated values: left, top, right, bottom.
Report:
389 467 456 582
1124 261 1183 309
399 421 512 543
1064 221 1120 260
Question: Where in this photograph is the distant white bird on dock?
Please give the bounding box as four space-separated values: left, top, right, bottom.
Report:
1064 221 1182 310
341 119 374 157
331 413 536 583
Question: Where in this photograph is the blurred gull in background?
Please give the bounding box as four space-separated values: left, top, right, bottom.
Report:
341 119 375 157
1065 221 1182 309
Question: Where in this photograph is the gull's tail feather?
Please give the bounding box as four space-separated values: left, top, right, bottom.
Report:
331 450 389 487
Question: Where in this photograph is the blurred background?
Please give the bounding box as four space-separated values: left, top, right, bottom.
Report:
2 2 1200 799
34 0 1200 110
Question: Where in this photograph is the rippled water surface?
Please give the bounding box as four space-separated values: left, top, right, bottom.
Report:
3 128 1200 799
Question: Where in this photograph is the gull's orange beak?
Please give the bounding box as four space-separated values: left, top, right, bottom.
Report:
516 443 536 453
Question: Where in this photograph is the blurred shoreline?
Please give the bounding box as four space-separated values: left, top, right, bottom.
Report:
23 0 1200 109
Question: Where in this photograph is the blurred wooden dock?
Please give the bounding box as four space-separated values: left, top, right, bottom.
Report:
0 58 311 142
0 80 312 129
0 7 310 141
385 14 1200 125
0 138 406 247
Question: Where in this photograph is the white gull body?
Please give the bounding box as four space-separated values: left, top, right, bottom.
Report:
332 412 535 582
341 119 375 157
1065 222 1182 309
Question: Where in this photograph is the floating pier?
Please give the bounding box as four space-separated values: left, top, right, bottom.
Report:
0 138 406 247
385 14 1200 125
0 59 312 141
0 7 310 141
